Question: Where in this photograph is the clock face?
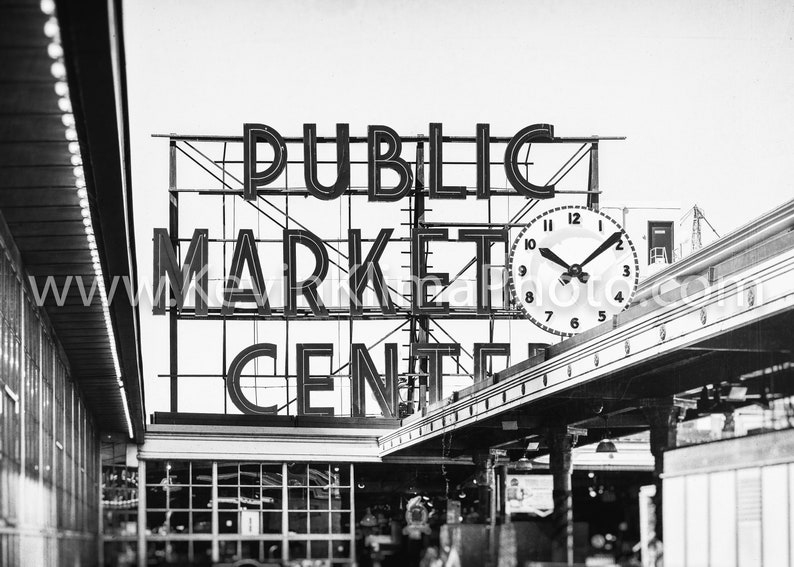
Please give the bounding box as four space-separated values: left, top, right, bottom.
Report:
508 205 639 337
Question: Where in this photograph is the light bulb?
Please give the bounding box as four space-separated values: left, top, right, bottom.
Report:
43 17 59 39
47 42 63 60
50 61 66 80
40 0 56 15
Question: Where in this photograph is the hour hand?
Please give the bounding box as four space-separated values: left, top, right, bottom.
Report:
539 247 571 271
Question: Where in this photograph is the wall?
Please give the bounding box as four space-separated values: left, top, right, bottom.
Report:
0 233 100 565
663 428 794 567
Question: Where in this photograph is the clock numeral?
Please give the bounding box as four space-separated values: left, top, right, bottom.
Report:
622 265 630 277
570 317 580 329
525 238 537 250
544 310 553 322
615 239 625 251
598 310 607 322
525 291 534 303
598 220 603 232
518 265 527 277
543 219 553 231
614 291 625 302
568 212 581 225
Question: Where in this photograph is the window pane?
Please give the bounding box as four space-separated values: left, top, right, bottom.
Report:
217 464 239 485
261 511 282 534
309 511 329 533
310 540 329 559
192 512 212 534
191 462 213 484
289 487 307 510
261 488 282 510
289 540 308 559
287 463 307 485
192 486 212 510
240 463 260 485
331 488 350 510
219 511 238 534
309 486 330 510
288 512 308 534
331 511 350 535
332 539 351 558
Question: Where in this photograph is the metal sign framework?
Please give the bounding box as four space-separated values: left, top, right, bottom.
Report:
155 129 619 417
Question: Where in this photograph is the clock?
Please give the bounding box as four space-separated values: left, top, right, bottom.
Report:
508 205 639 337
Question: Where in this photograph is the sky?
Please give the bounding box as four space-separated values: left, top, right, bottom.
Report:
123 0 794 417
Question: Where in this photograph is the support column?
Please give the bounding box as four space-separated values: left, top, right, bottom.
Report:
643 404 684 543
546 425 573 565
137 460 146 567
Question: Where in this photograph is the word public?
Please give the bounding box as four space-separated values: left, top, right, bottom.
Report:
244 122 559 201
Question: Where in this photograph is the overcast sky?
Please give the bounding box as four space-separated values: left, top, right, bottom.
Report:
123 0 794 415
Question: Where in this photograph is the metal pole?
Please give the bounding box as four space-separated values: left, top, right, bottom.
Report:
211 461 219 562
169 140 179 412
587 142 600 211
137 459 146 567
547 426 573 565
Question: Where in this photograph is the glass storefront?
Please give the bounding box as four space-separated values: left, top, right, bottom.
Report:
104 460 355 566
0 245 100 566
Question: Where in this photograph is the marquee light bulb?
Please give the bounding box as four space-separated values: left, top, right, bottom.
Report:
47 42 63 60
77 188 87 198
71 155 82 167
50 61 66 80
54 81 68 97
62 114 76 128
40 0 56 15
65 127 77 141
58 98 72 113
68 141 80 155
75 178 86 189
73 165 84 178
43 17 59 39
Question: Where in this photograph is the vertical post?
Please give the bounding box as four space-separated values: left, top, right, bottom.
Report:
281 462 289 563
19 287 26 529
409 142 430 411
211 461 219 563
137 459 146 567
587 142 599 211
547 425 573 565
168 140 179 412
350 463 356 564
644 404 682 544
97 437 103 565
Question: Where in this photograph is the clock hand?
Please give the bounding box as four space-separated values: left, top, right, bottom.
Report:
578 231 623 268
538 247 571 271
539 248 584 285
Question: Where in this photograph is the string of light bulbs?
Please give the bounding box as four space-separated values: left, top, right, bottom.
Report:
41 0 134 439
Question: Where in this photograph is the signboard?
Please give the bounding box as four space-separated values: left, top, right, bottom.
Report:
504 474 553 517
153 124 612 419
240 510 260 535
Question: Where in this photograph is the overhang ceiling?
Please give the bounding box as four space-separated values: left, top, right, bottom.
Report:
0 0 144 440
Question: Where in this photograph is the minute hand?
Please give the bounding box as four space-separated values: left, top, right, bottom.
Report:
579 231 623 268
